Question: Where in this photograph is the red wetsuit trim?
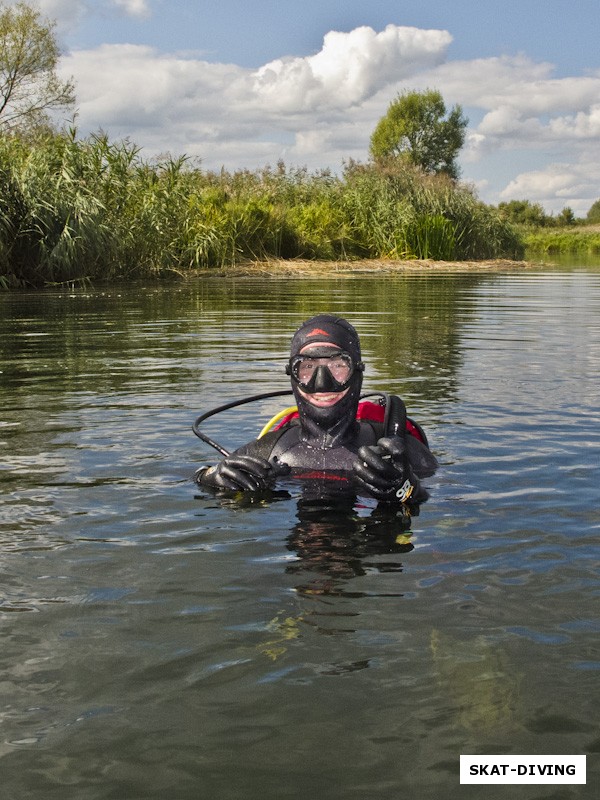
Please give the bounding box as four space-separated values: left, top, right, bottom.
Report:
293 471 350 481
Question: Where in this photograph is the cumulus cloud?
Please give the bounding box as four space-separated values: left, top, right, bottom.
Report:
404 53 600 211
67 44 242 129
60 25 452 156
500 162 600 207
420 55 600 152
427 55 599 113
46 20 600 214
548 104 600 139
252 25 451 112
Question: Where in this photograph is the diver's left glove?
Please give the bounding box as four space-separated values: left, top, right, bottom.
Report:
195 454 290 492
352 436 425 503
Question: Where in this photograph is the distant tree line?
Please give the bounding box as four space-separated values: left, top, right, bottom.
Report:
496 200 592 228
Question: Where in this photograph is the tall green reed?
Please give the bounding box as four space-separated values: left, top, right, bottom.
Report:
0 131 523 288
523 229 600 255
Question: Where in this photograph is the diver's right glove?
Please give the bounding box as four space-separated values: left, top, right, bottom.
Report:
352 436 424 503
195 454 289 492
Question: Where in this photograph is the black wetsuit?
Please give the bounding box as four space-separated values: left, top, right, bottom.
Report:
231 416 438 479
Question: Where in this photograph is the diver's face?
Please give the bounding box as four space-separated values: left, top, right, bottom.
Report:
296 343 349 408
297 386 349 407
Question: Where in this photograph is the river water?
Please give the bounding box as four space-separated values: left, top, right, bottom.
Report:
1 265 599 799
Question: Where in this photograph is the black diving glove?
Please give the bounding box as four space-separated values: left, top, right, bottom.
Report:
195 454 290 492
353 436 423 503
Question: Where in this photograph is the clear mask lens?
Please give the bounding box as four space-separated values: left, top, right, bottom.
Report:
291 353 354 388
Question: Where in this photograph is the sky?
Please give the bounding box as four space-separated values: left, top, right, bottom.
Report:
11 0 600 215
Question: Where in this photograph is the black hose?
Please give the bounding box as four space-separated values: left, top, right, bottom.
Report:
192 389 294 456
192 390 394 457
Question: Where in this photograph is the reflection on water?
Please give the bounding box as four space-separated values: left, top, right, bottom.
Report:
1 267 599 799
286 492 414 594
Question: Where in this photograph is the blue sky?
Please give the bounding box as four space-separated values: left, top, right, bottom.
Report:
15 0 600 214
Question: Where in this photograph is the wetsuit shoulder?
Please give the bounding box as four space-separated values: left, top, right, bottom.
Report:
231 424 297 461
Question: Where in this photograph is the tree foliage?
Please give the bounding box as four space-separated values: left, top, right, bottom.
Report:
497 199 550 227
498 200 581 228
369 89 468 179
586 199 600 224
556 206 576 226
0 1 75 132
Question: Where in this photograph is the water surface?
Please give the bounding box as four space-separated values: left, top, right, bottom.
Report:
1 266 599 799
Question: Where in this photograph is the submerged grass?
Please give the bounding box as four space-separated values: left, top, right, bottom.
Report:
1 130 524 288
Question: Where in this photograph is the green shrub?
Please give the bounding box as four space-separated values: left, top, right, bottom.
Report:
586 199 600 225
0 130 524 287
523 229 600 254
341 161 522 260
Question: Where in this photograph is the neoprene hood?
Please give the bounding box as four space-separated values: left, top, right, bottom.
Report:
288 314 364 448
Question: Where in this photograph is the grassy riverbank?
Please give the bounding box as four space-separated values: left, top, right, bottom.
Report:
522 225 600 255
1 129 524 288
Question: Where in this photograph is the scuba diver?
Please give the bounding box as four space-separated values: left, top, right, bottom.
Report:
195 314 438 504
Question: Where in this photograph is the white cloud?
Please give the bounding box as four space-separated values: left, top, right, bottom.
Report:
67 44 242 128
500 161 600 213
47 22 600 214
60 25 452 158
111 0 151 18
548 104 600 139
252 25 451 112
418 55 600 152
401 53 600 212
4 0 153 34
430 55 600 113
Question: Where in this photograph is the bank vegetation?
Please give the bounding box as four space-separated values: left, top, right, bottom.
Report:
521 227 600 256
495 199 600 256
0 129 525 289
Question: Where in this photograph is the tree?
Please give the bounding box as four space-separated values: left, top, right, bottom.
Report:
369 89 468 179
556 206 576 226
0 1 75 132
586 198 600 224
497 199 550 227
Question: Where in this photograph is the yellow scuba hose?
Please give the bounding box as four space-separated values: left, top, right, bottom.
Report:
258 406 298 438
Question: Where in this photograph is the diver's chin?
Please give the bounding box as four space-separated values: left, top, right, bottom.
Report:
298 388 349 408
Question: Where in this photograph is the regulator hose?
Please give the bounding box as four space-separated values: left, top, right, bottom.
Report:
192 389 293 456
192 390 398 457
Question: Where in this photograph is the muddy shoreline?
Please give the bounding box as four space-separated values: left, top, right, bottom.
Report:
183 257 545 278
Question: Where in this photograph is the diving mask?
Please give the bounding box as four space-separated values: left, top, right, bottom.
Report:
286 348 364 393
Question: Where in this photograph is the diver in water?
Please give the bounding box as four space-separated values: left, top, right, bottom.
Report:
195 314 438 503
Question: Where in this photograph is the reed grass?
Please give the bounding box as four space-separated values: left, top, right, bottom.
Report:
522 228 600 255
0 130 524 288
